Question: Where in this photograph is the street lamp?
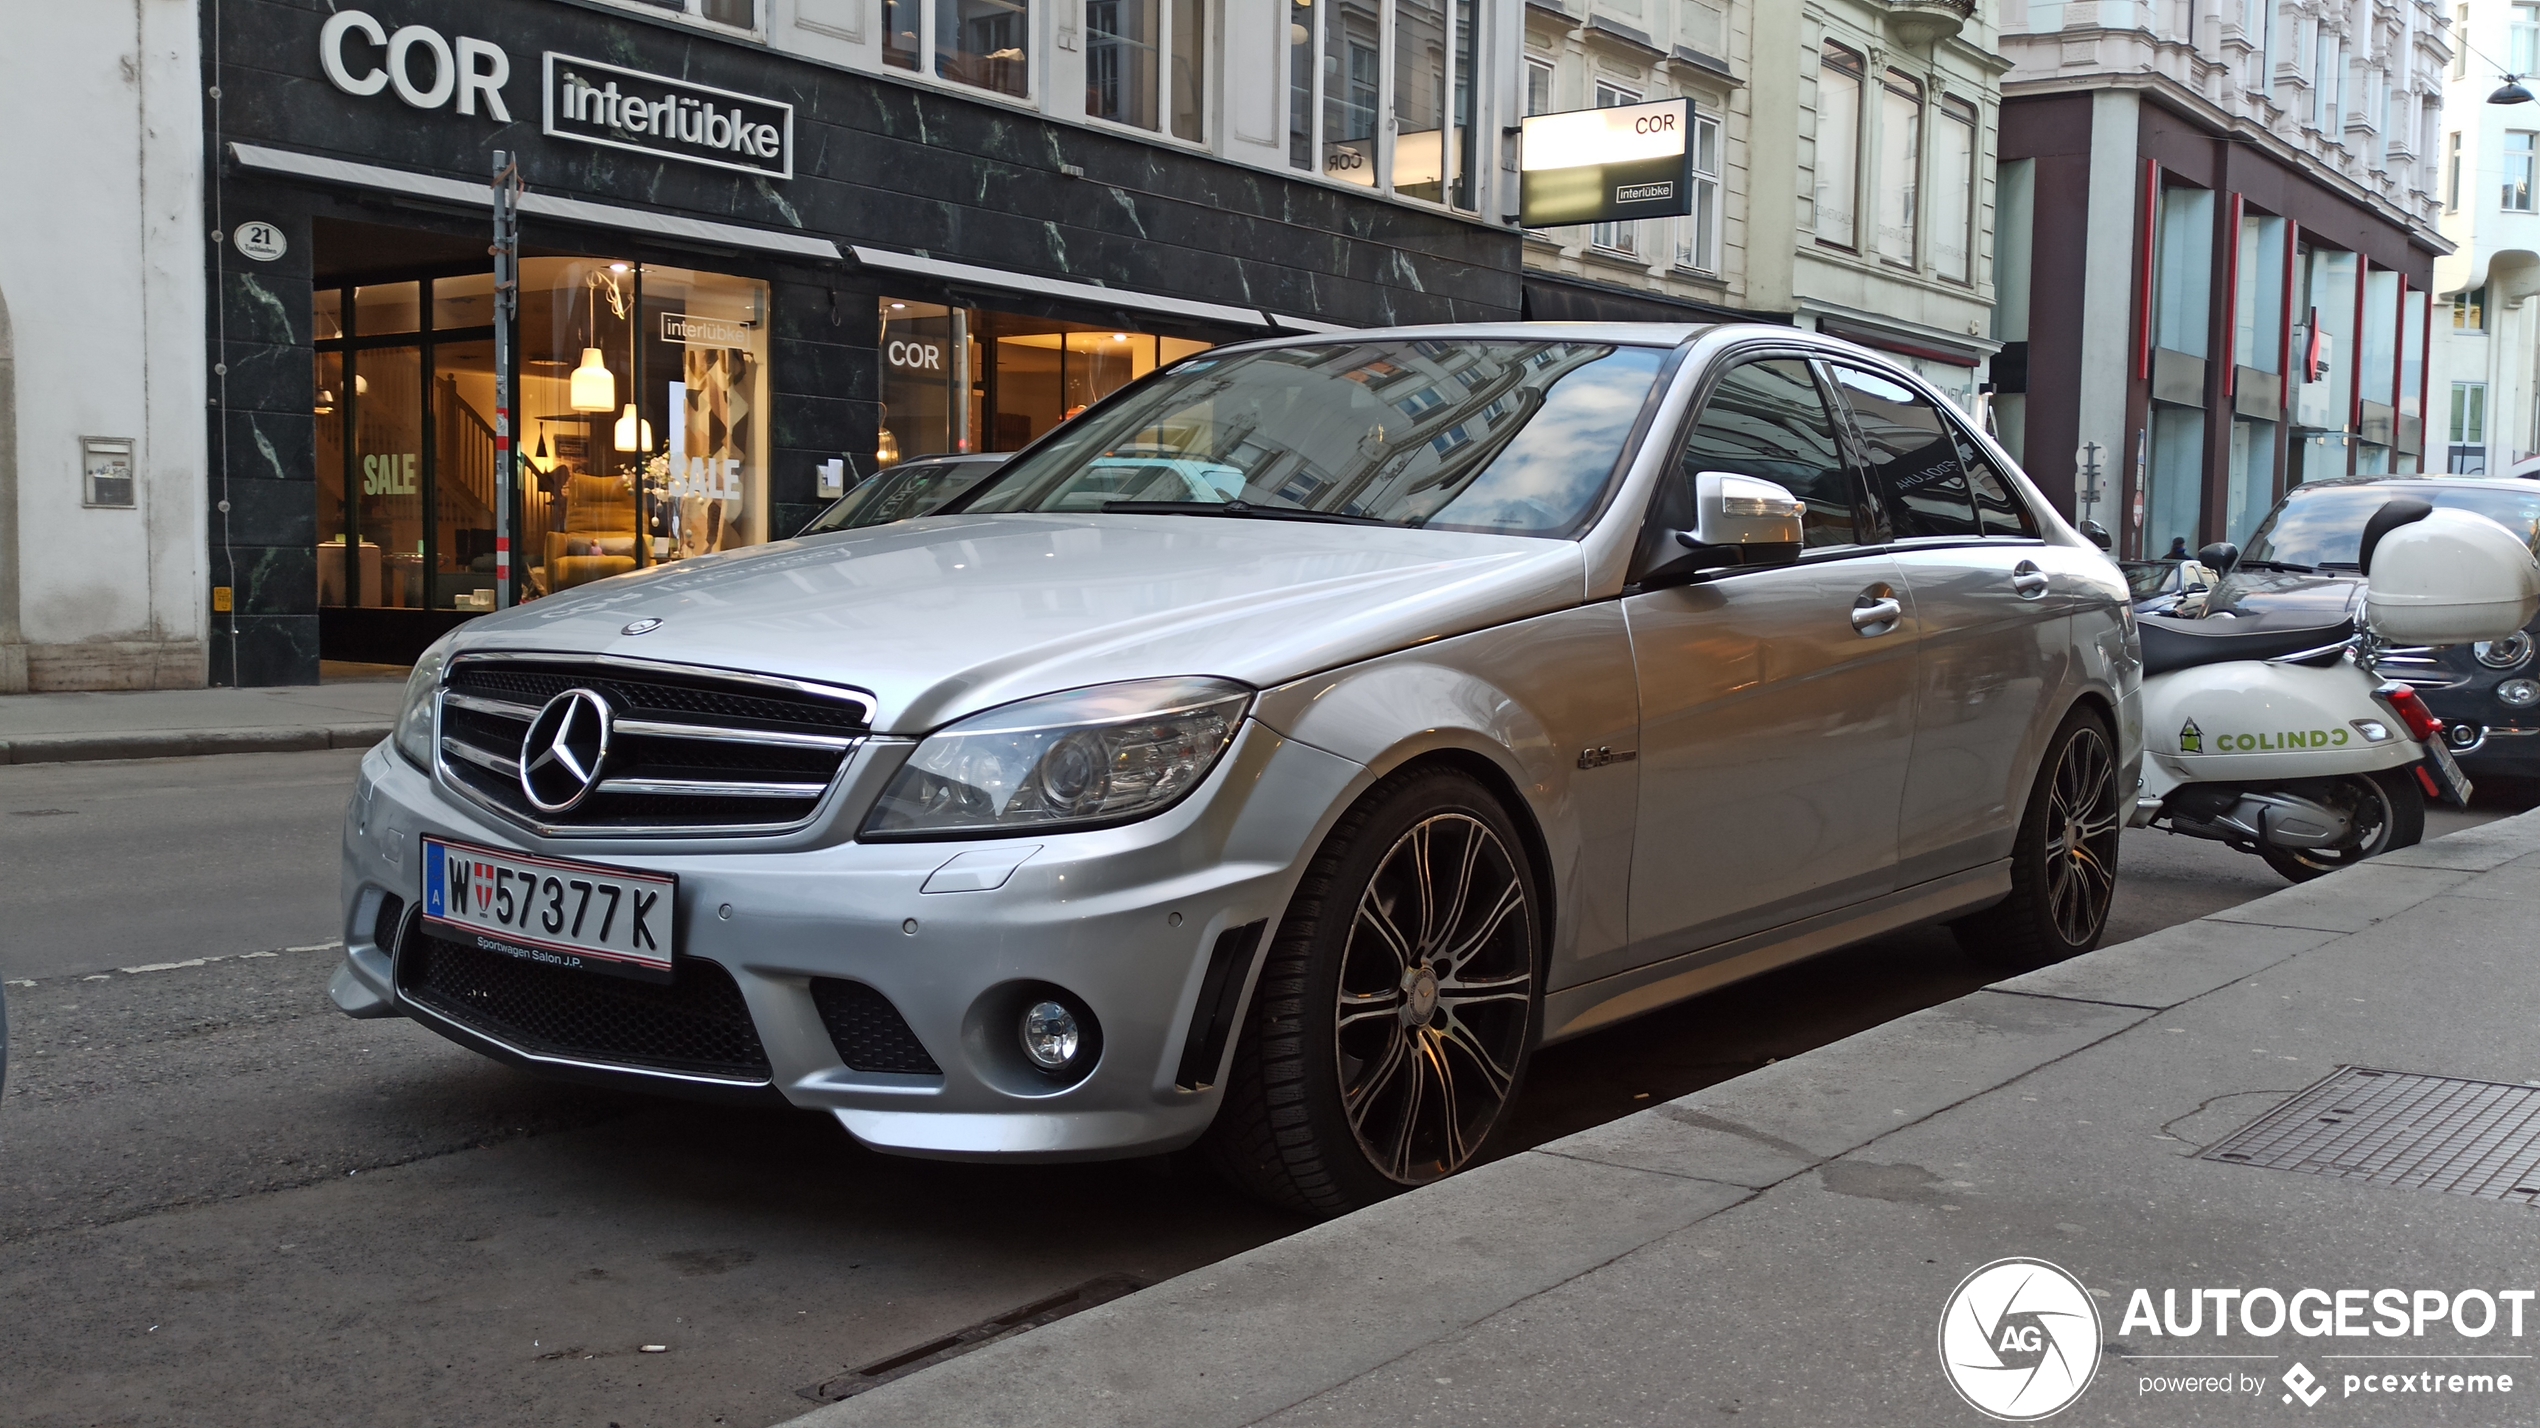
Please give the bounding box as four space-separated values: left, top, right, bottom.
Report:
2492 75 2536 105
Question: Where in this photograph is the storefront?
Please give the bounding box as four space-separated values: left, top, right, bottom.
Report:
206 0 1523 681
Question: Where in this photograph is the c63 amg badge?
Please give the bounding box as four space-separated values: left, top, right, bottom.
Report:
1940 1258 2103 1421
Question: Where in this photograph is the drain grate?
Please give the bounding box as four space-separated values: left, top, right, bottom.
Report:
798 1272 1150 1402
2201 1066 2540 1202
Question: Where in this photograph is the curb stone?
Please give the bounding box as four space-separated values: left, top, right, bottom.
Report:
0 724 391 766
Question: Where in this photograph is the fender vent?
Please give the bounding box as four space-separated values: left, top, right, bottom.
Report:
1176 920 1268 1090
2202 1066 2540 1202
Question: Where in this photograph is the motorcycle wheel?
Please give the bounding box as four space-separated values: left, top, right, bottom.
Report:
2257 768 2424 883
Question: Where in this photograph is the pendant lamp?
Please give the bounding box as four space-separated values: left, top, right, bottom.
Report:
613 403 654 453
570 348 616 412
529 430 552 474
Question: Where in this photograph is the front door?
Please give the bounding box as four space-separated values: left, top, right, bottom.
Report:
1621 356 1920 969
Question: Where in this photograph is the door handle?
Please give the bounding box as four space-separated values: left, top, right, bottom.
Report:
2011 561 2050 599
1850 597 1903 633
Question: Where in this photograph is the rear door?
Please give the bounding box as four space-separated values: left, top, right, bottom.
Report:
1616 356 1918 973
1823 362 2072 885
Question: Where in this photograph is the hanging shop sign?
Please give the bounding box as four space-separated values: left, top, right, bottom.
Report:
544 54 794 180
1519 99 1694 228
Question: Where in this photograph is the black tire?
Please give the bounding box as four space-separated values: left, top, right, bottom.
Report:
1953 707 2122 971
2256 768 2425 883
1204 767 1543 1216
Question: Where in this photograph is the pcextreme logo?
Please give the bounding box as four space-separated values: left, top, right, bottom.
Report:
1939 1258 2103 1421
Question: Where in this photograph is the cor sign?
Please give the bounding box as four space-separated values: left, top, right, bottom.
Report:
1519 98 1695 228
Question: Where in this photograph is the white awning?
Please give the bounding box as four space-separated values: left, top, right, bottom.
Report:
847 245 1306 333
228 143 844 262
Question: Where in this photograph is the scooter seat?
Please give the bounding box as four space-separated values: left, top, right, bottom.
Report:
2137 612 2354 677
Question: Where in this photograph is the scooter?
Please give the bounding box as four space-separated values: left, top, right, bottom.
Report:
2130 499 2540 882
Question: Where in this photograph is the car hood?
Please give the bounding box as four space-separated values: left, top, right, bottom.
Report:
2205 569 2366 623
449 513 1586 732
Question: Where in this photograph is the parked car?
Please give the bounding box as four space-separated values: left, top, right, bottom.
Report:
2117 557 2218 614
335 324 2139 1214
2198 475 2540 779
795 453 1006 536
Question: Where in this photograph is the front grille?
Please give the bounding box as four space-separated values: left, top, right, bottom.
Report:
810 978 942 1075
398 925 772 1082
437 654 871 834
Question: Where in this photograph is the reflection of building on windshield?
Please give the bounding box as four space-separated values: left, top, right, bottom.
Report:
978 340 1669 535
876 297 1213 465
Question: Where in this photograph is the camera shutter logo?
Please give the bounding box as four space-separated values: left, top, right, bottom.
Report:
1938 1258 2102 1421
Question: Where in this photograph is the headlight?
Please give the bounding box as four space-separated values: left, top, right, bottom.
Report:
2476 632 2534 670
393 637 454 770
861 677 1251 839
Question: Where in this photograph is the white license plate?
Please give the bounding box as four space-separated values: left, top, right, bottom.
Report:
420 836 676 983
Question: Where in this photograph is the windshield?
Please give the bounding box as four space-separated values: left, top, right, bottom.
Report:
961 339 1672 537
799 459 999 535
2242 483 2540 568
2118 560 2178 598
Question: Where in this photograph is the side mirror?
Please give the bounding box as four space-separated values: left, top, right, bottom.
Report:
2197 541 2240 574
1640 473 1807 590
2078 519 2114 551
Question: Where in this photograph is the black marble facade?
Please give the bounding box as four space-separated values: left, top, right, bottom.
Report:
205 0 1526 684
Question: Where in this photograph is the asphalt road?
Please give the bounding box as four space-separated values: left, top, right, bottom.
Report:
0 752 2517 1427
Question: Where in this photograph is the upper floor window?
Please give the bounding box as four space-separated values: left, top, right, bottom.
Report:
2516 3 2540 75
1876 69 1923 269
2448 131 2463 210
1590 81 1642 255
1933 96 1978 283
1290 0 1478 212
1087 0 1204 140
616 0 757 30
2507 132 2536 212
2456 5 2472 78
1674 109 1724 274
2312 31 2339 131
2455 285 2486 332
880 0 1031 97
1524 56 1554 117
1816 44 1865 249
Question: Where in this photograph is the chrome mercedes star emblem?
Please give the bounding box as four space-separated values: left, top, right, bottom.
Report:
519 688 613 812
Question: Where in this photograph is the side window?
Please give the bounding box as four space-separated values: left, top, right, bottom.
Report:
1956 431 2040 538
1827 363 1980 539
1670 358 1860 549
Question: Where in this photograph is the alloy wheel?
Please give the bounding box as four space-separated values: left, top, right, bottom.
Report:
2044 724 2120 946
1334 813 1535 1185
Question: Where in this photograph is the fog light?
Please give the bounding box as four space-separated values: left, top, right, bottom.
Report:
1019 1000 1081 1070
2501 679 2540 709
2478 632 2535 670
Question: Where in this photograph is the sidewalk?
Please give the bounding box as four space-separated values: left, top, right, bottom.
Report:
782 813 2540 1427
0 681 405 765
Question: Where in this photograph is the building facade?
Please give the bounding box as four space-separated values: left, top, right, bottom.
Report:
0 1 209 690
2430 0 2540 476
1517 0 2008 403
1997 0 2452 555
184 0 1543 685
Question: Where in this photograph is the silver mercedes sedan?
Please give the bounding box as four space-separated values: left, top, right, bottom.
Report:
334 324 2140 1214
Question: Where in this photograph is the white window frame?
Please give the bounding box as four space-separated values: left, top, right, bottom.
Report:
880 0 1040 104
2507 132 2537 213
1589 80 1644 256
1673 107 1724 275
1083 0 1207 143
594 0 764 36
1288 0 1484 213
1815 42 1866 250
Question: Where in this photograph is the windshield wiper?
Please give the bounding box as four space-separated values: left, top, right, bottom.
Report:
1099 499 1395 527
2236 558 2319 572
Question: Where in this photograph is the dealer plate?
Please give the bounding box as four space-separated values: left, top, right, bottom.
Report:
421 836 675 983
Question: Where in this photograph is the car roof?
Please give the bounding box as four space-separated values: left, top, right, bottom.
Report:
2281 473 2536 495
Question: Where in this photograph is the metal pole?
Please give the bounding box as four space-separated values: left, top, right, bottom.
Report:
490 150 522 609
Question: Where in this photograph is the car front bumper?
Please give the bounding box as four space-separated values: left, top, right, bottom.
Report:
334 720 1364 1161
